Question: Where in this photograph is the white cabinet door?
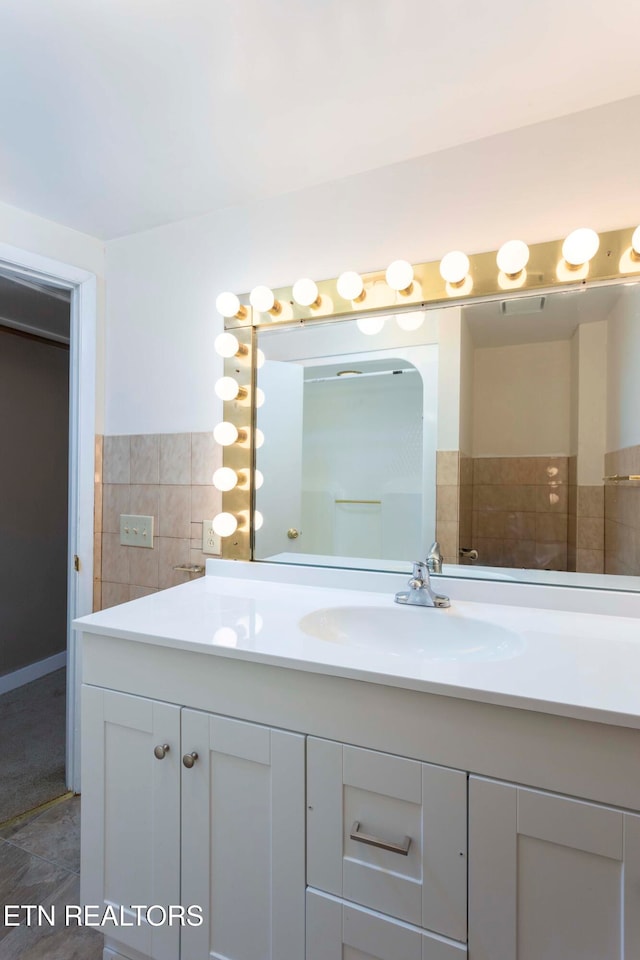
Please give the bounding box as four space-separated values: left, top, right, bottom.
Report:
469 777 640 960
306 889 467 960
307 738 467 941
81 685 181 960
180 711 305 960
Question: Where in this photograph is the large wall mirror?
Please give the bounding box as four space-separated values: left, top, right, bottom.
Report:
253 281 640 591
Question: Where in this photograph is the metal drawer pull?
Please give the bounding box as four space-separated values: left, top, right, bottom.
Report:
182 752 198 768
350 821 412 856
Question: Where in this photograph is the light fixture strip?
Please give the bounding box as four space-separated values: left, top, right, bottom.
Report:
220 325 256 561
222 225 639 333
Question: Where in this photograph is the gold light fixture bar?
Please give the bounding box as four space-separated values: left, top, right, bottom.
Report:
221 224 640 562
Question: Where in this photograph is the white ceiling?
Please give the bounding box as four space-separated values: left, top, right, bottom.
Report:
1 1 640 240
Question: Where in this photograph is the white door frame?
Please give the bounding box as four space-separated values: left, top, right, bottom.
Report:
0 242 97 795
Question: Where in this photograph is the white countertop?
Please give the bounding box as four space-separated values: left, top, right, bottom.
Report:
75 562 640 730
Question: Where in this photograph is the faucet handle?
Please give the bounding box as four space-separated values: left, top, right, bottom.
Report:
426 541 443 574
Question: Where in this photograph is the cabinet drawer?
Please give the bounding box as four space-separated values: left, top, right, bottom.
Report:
307 889 467 960
307 738 467 942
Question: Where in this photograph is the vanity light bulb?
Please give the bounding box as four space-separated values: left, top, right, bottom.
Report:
254 469 264 490
632 226 640 257
215 291 241 318
385 260 414 292
214 332 241 358
254 511 264 531
255 387 265 408
250 285 276 313
215 376 241 402
396 311 424 331
213 421 239 446
212 512 238 537
256 349 266 369
292 278 320 307
439 251 470 285
496 240 530 276
255 428 265 449
212 467 238 492
356 315 385 336
337 271 364 301
562 228 600 266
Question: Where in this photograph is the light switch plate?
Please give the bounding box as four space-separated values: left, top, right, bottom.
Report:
120 515 154 548
202 520 221 555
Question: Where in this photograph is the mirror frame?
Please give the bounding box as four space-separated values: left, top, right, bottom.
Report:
218 225 640 566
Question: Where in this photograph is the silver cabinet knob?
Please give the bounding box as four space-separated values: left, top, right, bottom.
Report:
182 752 198 769
153 743 170 760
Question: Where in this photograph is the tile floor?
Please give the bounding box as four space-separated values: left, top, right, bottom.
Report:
0 796 103 958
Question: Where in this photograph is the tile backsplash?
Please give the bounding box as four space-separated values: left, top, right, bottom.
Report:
94 433 221 610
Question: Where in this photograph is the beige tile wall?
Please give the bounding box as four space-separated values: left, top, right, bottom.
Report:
435 451 460 565
470 456 569 570
96 432 222 609
604 445 640 576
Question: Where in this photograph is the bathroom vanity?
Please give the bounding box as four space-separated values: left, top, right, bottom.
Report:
76 561 640 960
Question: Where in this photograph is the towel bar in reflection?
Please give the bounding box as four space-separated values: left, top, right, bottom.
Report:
334 499 382 505
603 475 640 482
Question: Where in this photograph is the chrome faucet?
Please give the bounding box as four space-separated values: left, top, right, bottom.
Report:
394 560 450 608
426 540 443 574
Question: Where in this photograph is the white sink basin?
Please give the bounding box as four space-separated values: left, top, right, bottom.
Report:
298 604 524 661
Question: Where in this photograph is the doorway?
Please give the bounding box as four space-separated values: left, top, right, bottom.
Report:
0 243 97 808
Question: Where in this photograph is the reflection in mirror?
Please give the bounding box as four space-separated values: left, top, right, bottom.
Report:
254 283 640 591
255 314 437 569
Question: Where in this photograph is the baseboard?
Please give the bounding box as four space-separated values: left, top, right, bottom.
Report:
0 651 67 696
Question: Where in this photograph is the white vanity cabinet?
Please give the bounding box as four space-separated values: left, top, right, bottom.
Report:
81 685 305 960
469 777 640 960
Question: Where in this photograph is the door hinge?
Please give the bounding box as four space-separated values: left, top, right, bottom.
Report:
74 555 80 572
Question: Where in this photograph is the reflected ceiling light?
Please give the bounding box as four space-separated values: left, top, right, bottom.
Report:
385 259 414 293
255 387 265 408
214 332 247 358
292 278 321 307
496 240 530 277
396 311 424 331
212 467 238 492
337 271 365 302
562 228 600 267
215 376 247 402
213 421 244 446
254 510 264 531
250 285 281 314
439 251 470 286
215 292 247 319
632 226 640 259
356 315 385 335
212 512 238 537
255 428 265 449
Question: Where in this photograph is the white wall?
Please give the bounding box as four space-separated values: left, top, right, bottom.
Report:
606 286 640 452
473 341 572 457
0 198 105 428
104 96 640 435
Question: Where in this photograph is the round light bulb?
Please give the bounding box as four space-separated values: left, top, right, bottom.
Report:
255 387 265 408
216 292 241 317
212 512 238 537
292 278 319 307
255 428 265 449
356 315 385 335
212 467 238 492
254 469 264 490
256 349 265 369
214 332 241 358
337 271 364 301
213 421 238 446
496 240 530 276
385 260 414 292
396 311 424 331
254 511 264 531
215 376 241 401
250 285 275 312
632 226 640 257
562 228 600 266
439 251 470 285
